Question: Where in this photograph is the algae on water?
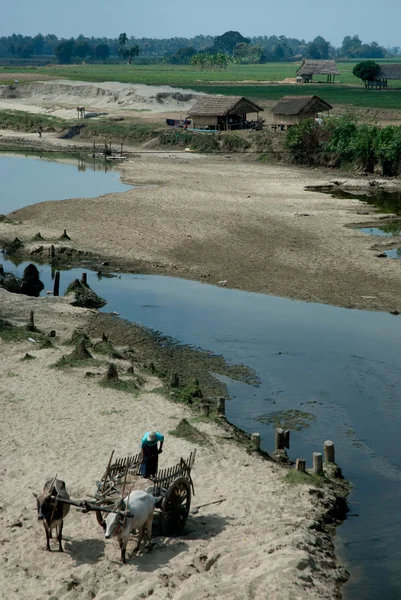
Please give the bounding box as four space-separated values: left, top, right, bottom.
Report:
257 409 316 431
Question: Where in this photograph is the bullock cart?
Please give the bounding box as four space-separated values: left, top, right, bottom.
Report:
88 449 196 536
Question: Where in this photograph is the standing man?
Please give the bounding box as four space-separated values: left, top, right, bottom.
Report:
140 431 164 478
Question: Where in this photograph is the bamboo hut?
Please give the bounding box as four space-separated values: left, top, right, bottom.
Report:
366 64 401 89
296 59 340 83
188 96 263 131
272 95 332 127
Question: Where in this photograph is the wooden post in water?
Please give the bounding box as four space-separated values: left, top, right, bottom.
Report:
93 140 96 157
275 428 285 451
251 433 261 450
295 458 306 472
283 429 290 449
324 440 335 463
217 397 226 416
81 273 87 285
313 452 323 475
53 271 60 297
50 245 55 260
201 403 210 417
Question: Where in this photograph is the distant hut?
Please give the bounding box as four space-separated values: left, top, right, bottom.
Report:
272 95 332 127
188 96 263 131
296 59 340 83
366 64 401 89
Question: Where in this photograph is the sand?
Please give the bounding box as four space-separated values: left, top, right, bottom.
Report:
0 80 203 120
1 132 400 314
0 288 347 600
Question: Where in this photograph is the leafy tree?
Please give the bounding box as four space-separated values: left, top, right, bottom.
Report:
353 60 380 82
233 42 264 63
118 32 139 64
74 40 92 61
312 36 330 59
32 34 44 55
95 43 110 60
169 46 196 64
54 39 75 64
208 31 250 55
341 35 362 57
305 41 321 59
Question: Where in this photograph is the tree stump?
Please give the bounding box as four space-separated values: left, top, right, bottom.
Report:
106 363 119 381
313 452 323 475
217 397 226 416
283 429 290 449
275 428 285 451
170 372 179 388
81 273 87 286
295 458 306 472
60 229 71 240
251 432 261 450
102 333 108 342
324 440 335 463
70 339 92 360
53 271 60 297
25 311 36 332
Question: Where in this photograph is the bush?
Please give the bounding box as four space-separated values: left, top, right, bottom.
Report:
352 60 380 82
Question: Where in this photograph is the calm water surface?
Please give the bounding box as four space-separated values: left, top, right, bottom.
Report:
2 155 401 599
0 153 131 213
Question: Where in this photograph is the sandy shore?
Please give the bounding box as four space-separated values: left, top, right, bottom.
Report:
1 131 400 313
0 288 348 600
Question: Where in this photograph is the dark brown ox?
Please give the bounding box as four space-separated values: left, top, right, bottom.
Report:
33 479 70 552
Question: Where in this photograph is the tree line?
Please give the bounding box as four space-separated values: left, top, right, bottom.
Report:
0 30 396 65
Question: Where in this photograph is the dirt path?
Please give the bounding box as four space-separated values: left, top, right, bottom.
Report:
1 131 400 314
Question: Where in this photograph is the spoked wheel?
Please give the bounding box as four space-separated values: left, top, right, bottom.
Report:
95 501 114 530
160 477 191 536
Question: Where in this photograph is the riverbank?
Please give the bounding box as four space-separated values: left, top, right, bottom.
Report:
0 287 349 600
1 132 401 313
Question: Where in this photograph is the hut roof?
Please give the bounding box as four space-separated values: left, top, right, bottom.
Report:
188 95 263 117
376 64 401 79
272 95 333 116
296 59 340 76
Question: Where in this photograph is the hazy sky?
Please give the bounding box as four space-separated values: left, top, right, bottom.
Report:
3 0 401 47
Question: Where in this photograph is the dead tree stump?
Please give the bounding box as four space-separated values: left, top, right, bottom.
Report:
70 339 92 360
106 363 119 381
324 440 335 463
275 428 285 451
201 403 210 417
313 452 323 475
217 397 226 416
295 458 306 472
53 271 60 297
251 432 261 450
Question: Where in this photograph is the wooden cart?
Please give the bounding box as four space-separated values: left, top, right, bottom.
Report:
91 449 196 536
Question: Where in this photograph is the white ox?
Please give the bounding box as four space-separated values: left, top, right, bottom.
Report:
104 490 157 563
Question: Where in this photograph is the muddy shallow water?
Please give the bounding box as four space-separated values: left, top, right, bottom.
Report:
2 257 401 599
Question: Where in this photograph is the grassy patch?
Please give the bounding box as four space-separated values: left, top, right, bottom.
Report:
284 470 325 487
99 378 140 395
92 339 123 358
54 355 101 369
0 319 35 342
0 214 20 225
169 418 209 445
148 386 168 396
257 409 316 431
63 330 92 346
0 109 66 133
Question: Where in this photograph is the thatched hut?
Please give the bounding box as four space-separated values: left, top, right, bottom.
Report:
188 96 263 131
296 59 340 83
272 95 332 126
366 64 401 89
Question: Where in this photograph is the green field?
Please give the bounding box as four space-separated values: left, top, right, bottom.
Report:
2 61 401 110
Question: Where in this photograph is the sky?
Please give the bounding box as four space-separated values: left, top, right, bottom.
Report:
3 0 401 48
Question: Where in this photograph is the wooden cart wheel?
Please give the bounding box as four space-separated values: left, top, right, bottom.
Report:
160 477 191 536
95 501 114 530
